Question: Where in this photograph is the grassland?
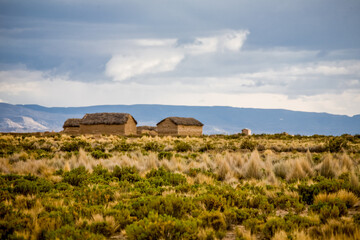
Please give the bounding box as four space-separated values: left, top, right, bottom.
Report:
0 133 360 239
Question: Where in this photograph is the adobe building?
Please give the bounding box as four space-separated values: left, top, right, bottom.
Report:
242 128 252 136
137 126 158 136
79 113 137 135
156 117 203 136
62 118 81 134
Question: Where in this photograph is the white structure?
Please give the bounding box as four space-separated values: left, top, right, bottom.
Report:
242 128 252 136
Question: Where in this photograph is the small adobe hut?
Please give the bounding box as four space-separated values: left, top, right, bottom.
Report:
62 118 81 134
242 128 252 136
157 117 203 136
137 126 157 136
79 113 137 135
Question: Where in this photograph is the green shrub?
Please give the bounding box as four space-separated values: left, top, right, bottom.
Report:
111 141 135 152
130 195 195 220
60 140 90 152
0 204 32 239
89 165 114 183
284 214 319 232
311 198 347 223
240 139 258 151
198 194 225 211
113 166 141 182
146 167 186 186
44 225 104 240
199 142 215 152
158 151 173 160
91 150 112 159
12 176 53 195
326 137 348 152
200 211 227 232
105 208 134 230
243 218 262 235
63 166 89 186
89 222 113 237
174 141 192 152
143 142 164 152
126 212 198 240
263 217 285 239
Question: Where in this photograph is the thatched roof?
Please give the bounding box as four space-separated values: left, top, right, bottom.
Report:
137 126 157 131
157 117 203 126
63 118 81 128
80 113 137 125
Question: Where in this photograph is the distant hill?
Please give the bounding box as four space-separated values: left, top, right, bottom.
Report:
0 103 359 135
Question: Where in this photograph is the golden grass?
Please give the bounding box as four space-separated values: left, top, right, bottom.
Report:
235 226 256 240
319 154 338 178
0 135 358 184
314 189 359 208
243 150 264 179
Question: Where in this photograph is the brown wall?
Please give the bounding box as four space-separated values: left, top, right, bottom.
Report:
178 125 203 136
157 119 178 136
79 117 137 135
124 117 137 135
63 127 80 134
79 124 125 135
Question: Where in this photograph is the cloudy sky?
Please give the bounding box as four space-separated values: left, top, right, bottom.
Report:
0 0 360 116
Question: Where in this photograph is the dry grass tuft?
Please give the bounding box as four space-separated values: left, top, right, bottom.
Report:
336 189 360 207
287 159 306 181
243 150 264 179
350 171 359 188
340 152 353 171
314 189 359 208
319 154 338 178
235 226 256 240
194 173 214 185
272 230 287 240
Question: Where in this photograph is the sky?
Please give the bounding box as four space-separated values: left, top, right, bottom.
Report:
0 0 360 116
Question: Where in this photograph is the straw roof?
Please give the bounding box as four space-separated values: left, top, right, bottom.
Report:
63 118 81 128
157 117 203 126
81 113 137 125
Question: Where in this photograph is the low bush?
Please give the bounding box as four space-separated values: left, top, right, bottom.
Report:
11 176 53 195
146 167 186 186
326 137 348 152
143 142 164 152
158 151 173 160
126 212 198 240
44 225 104 240
111 141 135 152
60 140 90 152
89 221 113 237
113 166 141 182
240 139 258 151
263 217 285 239
200 211 227 236
174 141 192 152
91 150 112 159
63 166 89 186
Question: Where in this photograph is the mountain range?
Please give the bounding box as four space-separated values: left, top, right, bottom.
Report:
0 103 359 135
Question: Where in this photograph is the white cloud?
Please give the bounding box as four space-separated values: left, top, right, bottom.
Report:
183 30 249 55
104 30 250 81
105 49 184 81
220 30 249 51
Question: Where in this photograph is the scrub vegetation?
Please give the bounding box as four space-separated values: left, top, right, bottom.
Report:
0 133 360 239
